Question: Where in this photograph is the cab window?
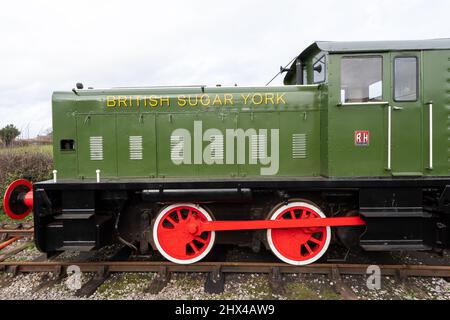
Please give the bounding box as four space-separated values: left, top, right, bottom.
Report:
341 56 382 103
394 57 418 101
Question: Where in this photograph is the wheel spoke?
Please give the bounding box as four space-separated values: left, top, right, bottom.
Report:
176 209 183 221
300 210 305 219
194 236 207 244
309 237 322 245
304 243 313 255
189 241 199 253
290 210 296 220
165 216 177 227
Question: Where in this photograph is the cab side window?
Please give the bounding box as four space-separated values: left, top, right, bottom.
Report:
341 56 382 103
394 57 418 101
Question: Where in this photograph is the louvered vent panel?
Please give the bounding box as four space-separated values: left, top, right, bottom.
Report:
292 134 307 159
129 136 143 160
89 136 103 161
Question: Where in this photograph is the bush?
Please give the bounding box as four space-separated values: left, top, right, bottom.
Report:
0 150 53 220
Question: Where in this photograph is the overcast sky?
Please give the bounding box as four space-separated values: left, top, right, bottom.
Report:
1 0 449 137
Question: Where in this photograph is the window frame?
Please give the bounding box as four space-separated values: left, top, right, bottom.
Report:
393 56 419 102
312 55 326 84
60 139 76 152
340 54 384 104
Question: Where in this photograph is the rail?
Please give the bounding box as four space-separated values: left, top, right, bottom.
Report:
0 261 449 278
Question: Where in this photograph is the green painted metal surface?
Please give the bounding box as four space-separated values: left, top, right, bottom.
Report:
51 42 450 180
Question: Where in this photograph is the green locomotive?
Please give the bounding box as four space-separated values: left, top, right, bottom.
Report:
4 39 450 265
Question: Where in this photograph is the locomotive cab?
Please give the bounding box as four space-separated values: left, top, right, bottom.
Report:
285 40 448 178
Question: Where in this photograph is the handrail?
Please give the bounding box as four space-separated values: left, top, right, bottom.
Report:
428 101 433 169
387 105 392 170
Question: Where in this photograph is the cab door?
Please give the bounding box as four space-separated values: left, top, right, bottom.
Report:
389 52 423 176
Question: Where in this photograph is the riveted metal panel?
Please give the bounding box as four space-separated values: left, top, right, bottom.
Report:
277 111 320 176
76 115 117 178
156 113 196 177
116 114 156 177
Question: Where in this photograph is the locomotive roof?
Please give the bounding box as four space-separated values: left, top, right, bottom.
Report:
283 38 450 84
298 38 450 59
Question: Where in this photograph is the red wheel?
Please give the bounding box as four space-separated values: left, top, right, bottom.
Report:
153 203 215 264
267 202 331 265
2 179 33 220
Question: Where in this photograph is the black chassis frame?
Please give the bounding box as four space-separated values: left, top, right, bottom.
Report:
32 176 450 254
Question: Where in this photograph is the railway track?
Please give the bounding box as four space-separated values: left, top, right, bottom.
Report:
0 260 449 277
0 224 449 279
0 259 449 298
0 224 448 299
0 229 34 236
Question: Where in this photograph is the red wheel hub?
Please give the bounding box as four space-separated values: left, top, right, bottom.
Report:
153 204 215 264
267 202 331 265
2 179 33 220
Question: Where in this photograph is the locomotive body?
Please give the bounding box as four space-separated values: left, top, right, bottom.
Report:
5 39 450 265
52 85 321 179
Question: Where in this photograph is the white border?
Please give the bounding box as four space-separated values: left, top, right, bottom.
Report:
267 202 331 266
153 203 216 265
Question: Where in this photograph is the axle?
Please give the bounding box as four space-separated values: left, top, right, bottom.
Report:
188 216 366 235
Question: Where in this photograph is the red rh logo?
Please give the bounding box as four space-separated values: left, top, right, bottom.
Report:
355 130 370 146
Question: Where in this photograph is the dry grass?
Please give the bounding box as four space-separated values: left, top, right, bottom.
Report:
0 144 52 155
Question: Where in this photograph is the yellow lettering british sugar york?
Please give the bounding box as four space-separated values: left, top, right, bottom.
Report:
265 93 275 105
252 93 263 105
224 94 233 105
200 94 211 106
106 96 117 107
118 96 127 107
148 96 159 107
212 95 223 106
276 93 286 104
188 96 198 106
242 93 251 104
178 95 187 107
160 96 170 107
